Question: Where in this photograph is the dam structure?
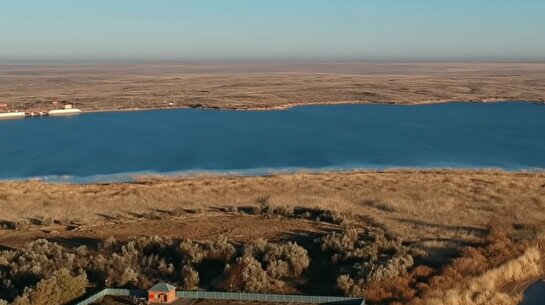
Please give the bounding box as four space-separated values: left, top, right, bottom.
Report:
0 104 82 120
0 111 26 120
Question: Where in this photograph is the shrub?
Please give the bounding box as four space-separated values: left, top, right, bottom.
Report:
101 236 117 249
336 274 365 297
120 267 139 286
360 253 414 283
170 208 186 216
318 227 408 263
203 238 237 260
181 265 199 290
243 238 310 278
0 235 239 302
319 226 416 298
7 220 31 231
11 268 88 305
260 204 294 218
179 240 207 264
422 247 541 305
237 239 310 292
142 211 165 220
240 256 275 292
38 217 54 226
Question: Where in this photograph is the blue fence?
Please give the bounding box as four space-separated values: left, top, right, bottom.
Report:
73 289 144 305
177 290 363 304
73 288 364 305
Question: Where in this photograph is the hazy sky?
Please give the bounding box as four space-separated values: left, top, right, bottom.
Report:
1 0 544 62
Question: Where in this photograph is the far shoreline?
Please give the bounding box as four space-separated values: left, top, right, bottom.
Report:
2 62 545 114
75 98 545 115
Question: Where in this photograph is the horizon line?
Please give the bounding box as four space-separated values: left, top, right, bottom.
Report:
2 58 545 65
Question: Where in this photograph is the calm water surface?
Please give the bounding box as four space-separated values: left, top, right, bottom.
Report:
0 102 544 182
521 281 545 305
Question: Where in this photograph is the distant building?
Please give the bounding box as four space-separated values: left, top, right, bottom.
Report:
148 282 177 303
0 103 8 111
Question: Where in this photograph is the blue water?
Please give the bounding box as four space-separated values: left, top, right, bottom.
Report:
521 281 545 305
0 102 544 182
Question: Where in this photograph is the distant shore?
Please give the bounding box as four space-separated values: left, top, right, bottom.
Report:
79 98 544 114
1 62 544 113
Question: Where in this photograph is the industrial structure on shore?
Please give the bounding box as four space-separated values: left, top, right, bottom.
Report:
0 103 82 120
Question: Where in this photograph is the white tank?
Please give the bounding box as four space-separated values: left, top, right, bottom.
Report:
0 112 25 120
48 108 83 116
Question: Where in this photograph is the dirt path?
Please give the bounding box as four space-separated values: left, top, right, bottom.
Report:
0 213 336 249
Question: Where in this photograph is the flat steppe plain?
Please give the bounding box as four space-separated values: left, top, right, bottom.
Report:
1 62 545 111
1 170 544 245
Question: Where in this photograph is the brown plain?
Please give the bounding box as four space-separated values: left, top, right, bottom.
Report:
1 170 544 244
1 62 545 111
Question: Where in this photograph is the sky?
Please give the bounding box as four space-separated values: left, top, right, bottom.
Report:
1 0 544 62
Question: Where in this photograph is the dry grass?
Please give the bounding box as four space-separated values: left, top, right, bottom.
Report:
1 62 544 111
1 170 544 244
357 226 544 305
1 170 545 305
418 247 542 305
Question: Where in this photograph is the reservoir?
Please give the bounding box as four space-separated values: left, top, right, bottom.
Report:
521 281 545 305
0 102 544 182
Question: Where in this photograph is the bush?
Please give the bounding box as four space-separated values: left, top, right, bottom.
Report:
293 208 346 224
179 240 206 264
0 235 239 302
240 256 275 292
234 238 311 292
4 220 31 231
37 217 54 226
336 274 365 297
318 227 408 263
244 238 310 277
170 208 187 216
11 268 88 305
181 265 199 290
260 204 294 218
359 253 414 283
101 236 117 249
319 226 415 297
202 237 237 260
